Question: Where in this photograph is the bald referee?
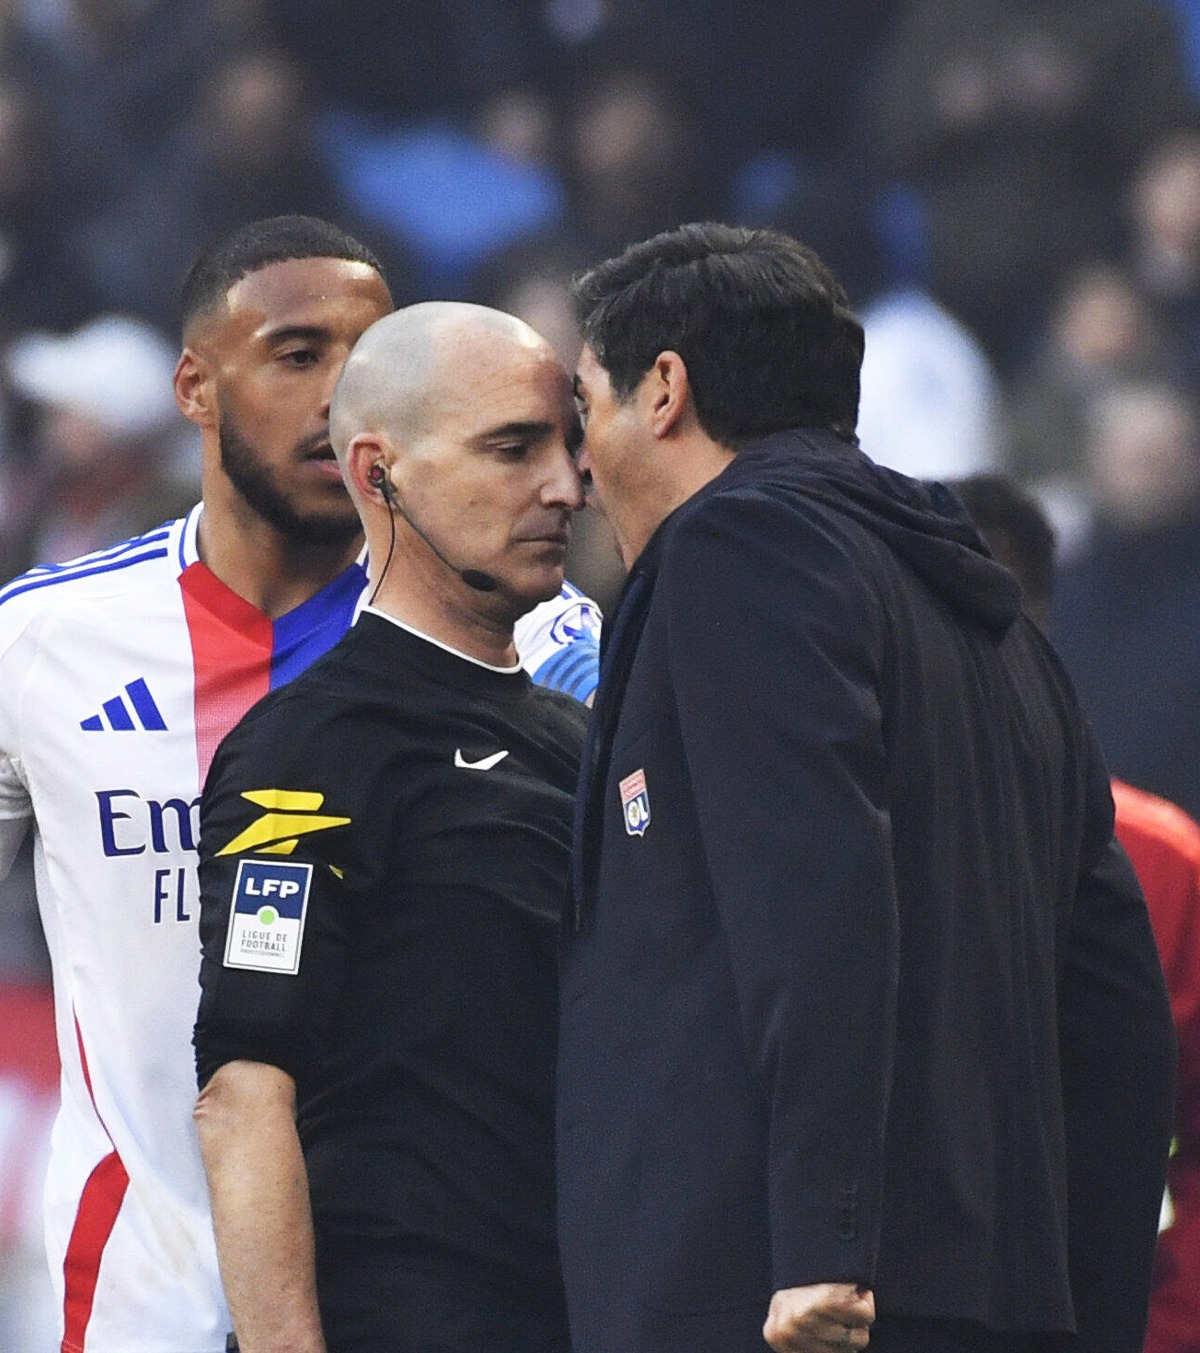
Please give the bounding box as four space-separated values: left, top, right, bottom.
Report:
193 302 585 1353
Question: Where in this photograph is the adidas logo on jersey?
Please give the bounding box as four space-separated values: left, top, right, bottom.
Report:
80 678 167 732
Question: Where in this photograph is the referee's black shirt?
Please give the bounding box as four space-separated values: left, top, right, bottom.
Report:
194 608 585 1290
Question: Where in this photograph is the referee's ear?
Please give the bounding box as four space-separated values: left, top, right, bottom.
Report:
345 433 390 508
175 347 216 430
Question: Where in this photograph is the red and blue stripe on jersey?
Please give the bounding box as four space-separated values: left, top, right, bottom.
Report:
180 559 366 780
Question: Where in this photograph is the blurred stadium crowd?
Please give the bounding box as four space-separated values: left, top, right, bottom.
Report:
4 0 1200 1346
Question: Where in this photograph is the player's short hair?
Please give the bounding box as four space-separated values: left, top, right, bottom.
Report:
179 215 388 335
949 473 1057 621
573 221 864 445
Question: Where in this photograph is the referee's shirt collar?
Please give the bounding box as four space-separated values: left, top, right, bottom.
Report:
360 604 523 675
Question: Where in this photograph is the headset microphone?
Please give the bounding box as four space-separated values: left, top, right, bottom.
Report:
453 566 499 594
369 464 498 593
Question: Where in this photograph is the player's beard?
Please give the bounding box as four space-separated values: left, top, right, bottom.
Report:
219 414 362 549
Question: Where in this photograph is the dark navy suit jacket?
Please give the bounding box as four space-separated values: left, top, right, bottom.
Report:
557 430 1175 1353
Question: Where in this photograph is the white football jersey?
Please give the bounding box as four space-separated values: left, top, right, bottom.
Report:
0 506 600 1352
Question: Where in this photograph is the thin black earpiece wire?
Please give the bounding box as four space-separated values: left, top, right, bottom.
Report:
367 500 397 608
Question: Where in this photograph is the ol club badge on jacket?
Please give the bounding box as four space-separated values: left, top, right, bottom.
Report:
619 768 650 836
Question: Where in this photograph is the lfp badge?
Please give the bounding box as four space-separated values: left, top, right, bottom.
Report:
223 859 312 975
619 768 650 837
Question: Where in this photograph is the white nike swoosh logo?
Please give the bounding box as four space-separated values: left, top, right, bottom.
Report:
454 749 510 771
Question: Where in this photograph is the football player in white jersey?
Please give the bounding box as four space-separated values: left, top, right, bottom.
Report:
0 216 600 1353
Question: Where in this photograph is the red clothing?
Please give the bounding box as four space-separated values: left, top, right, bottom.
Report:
0 982 58 1249
1113 779 1200 1353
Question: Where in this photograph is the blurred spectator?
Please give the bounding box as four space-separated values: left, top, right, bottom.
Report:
476 85 560 172
952 470 1200 1353
1113 778 1200 1353
264 0 531 125
75 47 416 329
948 472 1058 627
557 64 702 260
520 1 904 221
0 74 95 340
266 0 561 292
317 95 563 295
6 0 260 225
767 171 897 312
271 0 900 222
1128 125 1200 309
1006 260 1168 489
1083 378 1200 532
473 237 587 371
453 61 705 300
1125 122 1200 392
772 173 1003 482
875 0 1192 373
1050 379 1200 818
327 58 706 298
857 284 1004 481
2 314 198 573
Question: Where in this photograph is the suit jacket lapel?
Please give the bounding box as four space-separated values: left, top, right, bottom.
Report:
570 564 655 927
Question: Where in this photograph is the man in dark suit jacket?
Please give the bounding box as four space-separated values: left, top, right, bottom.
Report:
559 222 1176 1353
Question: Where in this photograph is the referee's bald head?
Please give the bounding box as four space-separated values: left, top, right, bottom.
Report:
330 301 549 459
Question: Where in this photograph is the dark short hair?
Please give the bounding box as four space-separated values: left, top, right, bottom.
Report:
573 221 864 444
179 215 387 335
949 473 1057 619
